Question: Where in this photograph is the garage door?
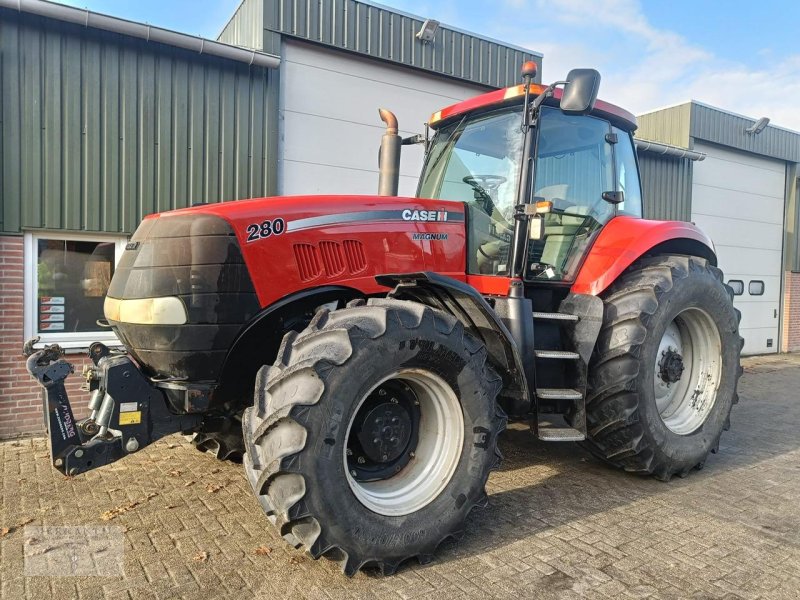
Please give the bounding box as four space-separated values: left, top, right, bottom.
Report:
691 141 786 355
279 40 488 197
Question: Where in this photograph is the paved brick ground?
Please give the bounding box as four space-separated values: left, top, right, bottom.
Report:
2 354 800 599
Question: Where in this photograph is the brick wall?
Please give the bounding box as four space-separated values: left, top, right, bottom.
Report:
783 271 800 353
0 236 91 438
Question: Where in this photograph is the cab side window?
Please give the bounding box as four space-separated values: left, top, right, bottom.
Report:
613 128 643 217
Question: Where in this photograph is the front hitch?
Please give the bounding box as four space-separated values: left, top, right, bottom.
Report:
24 338 202 476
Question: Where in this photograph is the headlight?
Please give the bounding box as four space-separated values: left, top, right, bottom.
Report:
104 296 188 325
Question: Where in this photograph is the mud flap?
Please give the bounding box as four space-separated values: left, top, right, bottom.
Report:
24 339 202 476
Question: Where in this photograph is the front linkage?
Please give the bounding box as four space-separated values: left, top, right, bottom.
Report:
23 338 201 476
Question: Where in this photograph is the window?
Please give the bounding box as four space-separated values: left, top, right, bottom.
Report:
728 280 744 296
527 107 615 280
24 233 127 349
748 280 765 296
533 108 615 223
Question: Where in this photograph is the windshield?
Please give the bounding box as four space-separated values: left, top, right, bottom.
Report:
418 107 524 275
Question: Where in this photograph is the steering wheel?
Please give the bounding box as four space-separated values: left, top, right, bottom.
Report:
462 175 507 218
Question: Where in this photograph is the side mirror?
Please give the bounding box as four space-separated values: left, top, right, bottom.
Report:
560 69 601 115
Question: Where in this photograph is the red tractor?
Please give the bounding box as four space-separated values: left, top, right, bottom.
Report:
26 64 741 575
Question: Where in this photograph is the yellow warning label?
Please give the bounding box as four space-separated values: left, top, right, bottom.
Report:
119 411 142 425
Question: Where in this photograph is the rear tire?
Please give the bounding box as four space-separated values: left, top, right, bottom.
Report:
242 298 505 575
585 255 743 481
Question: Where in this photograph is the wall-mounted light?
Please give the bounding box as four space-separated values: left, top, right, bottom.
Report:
745 117 770 135
416 19 440 43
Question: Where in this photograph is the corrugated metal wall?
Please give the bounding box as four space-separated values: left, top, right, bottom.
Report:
637 152 693 222
219 0 542 88
637 104 692 150
638 101 800 164
691 103 800 164
0 9 279 236
217 0 264 50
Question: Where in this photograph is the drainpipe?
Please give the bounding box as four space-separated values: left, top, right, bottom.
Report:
378 109 401 197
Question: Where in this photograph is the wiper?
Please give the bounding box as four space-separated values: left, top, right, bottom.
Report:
423 114 469 180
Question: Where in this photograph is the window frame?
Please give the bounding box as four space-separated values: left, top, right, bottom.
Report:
748 280 765 296
727 280 745 296
612 128 644 218
23 231 128 350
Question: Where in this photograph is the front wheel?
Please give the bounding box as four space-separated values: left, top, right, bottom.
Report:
585 255 743 481
242 299 505 575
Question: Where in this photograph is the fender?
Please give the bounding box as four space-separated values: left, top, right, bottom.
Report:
572 217 717 296
376 272 531 415
213 285 364 406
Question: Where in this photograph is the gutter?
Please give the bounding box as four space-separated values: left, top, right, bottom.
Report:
0 0 280 69
635 139 706 161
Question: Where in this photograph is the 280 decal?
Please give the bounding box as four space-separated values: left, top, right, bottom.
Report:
246 218 285 242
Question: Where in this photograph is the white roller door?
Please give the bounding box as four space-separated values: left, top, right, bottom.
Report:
691 141 786 355
279 40 489 197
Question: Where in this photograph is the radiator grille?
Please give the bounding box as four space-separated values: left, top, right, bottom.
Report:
293 244 322 282
343 240 367 274
319 241 346 277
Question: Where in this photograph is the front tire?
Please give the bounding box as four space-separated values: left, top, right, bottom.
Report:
585 255 742 481
243 299 505 575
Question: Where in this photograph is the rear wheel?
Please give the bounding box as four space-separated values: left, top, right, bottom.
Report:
585 255 742 481
242 299 505 574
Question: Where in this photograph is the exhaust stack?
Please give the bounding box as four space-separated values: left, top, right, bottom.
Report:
377 108 401 196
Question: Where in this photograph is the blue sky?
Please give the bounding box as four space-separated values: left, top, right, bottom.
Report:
58 0 800 129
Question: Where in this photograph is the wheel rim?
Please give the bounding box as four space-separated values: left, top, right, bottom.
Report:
344 368 464 517
654 307 723 435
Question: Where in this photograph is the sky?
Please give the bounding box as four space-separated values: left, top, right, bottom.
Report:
58 0 800 130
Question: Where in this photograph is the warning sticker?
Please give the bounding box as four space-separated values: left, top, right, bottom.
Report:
118 411 142 426
119 402 138 413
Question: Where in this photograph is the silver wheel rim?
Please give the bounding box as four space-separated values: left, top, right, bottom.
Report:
344 369 464 517
654 308 722 435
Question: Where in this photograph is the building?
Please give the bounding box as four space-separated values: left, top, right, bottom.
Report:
218 0 541 196
0 0 540 437
635 101 800 355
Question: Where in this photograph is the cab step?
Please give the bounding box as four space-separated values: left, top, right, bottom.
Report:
536 414 586 441
537 388 582 401
532 311 579 323
534 349 580 360
537 427 585 442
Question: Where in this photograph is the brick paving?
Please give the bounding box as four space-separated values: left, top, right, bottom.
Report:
2 354 800 599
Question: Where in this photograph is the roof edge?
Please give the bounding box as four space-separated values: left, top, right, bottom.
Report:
638 99 800 138
364 0 543 58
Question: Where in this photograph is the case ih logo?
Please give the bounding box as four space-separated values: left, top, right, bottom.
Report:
401 209 448 222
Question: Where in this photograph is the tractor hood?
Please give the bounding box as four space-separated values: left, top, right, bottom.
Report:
105 195 467 381
140 195 469 307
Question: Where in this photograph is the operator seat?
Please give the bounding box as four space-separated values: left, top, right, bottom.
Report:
540 205 589 269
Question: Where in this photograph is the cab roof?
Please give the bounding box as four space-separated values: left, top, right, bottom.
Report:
429 83 637 131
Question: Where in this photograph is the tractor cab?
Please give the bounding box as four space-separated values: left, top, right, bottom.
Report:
417 68 642 283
